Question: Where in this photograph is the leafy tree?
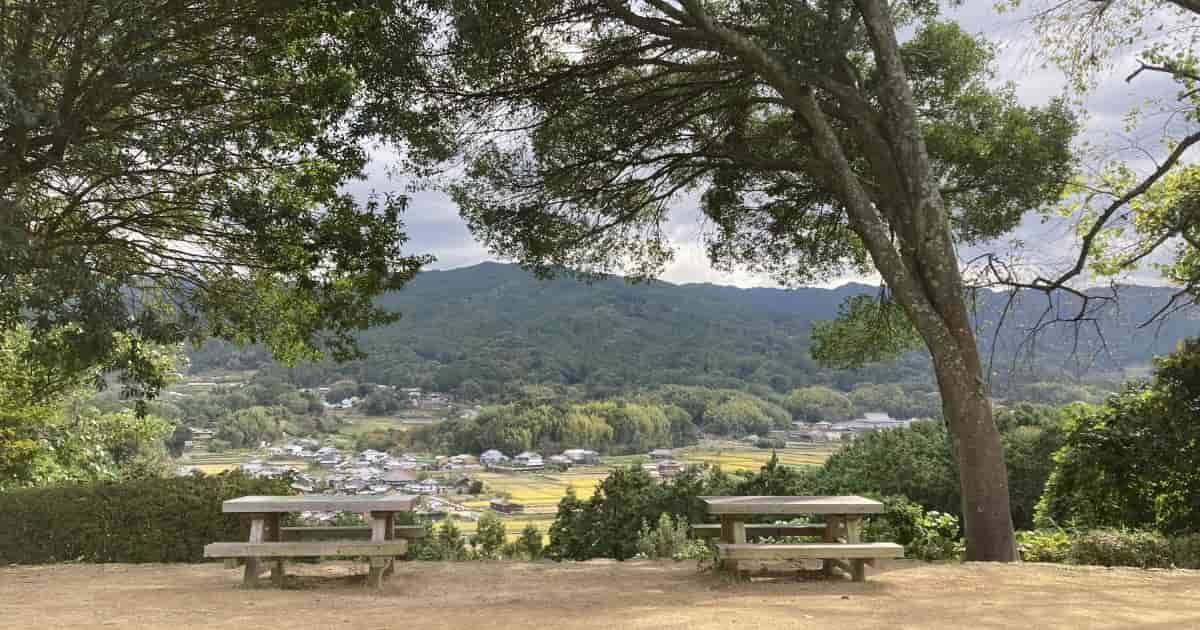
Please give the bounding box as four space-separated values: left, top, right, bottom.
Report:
325 380 360 405
817 421 961 516
472 512 508 560
517 524 544 560
389 0 1077 559
1002 1 1200 307
0 0 431 401
362 389 404 416
436 519 468 561
1 326 172 487
1037 339 1200 534
786 386 855 423
847 384 908 418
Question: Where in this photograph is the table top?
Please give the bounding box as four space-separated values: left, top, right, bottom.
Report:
701 495 884 515
222 495 418 514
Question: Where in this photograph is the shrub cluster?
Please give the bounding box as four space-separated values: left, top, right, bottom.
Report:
0 472 293 564
1017 529 1200 569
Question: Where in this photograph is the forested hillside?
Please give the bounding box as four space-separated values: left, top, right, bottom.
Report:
189 263 1198 402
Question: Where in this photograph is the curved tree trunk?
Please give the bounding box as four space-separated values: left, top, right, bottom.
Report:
933 355 1018 561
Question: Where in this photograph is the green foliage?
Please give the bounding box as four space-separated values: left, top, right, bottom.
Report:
516 524 544 560
472 512 508 560
1016 529 1072 564
635 513 708 561
1068 530 1173 569
1169 533 1200 570
908 511 963 562
818 411 1065 529
816 421 961 517
192 264 1191 407
811 296 924 369
0 472 293 563
0 0 432 401
426 519 468 561
1036 340 1200 534
863 495 926 548
785 386 855 423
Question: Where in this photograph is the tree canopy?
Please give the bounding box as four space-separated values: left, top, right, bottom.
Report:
0 0 431 402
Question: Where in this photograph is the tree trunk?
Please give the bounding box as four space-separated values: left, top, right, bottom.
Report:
933 356 1018 562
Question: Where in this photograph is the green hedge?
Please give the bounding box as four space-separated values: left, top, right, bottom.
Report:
0 472 293 564
1017 529 1200 569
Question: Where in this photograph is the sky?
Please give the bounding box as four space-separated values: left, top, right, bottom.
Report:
350 2 1191 289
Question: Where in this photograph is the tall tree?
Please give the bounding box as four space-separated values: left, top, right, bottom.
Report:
0 0 431 401
387 0 1077 559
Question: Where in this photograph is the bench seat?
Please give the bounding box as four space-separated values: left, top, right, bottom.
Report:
716 542 903 582
204 540 408 559
715 542 903 560
690 523 827 539
279 525 425 542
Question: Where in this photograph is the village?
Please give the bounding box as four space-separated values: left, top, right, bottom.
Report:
173 409 913 530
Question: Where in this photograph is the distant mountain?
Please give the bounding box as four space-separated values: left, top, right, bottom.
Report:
188 262 1199 398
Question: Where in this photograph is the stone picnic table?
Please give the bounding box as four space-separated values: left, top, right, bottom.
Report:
699 495 903 581
203 495 418 587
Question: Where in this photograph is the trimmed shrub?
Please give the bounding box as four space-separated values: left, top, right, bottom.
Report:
1016 529 1071 563
1068 530 1173 569
1169 533 1200 570
0 471 293 564
635 513 693 560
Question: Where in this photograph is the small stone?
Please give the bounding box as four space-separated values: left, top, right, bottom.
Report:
841 595 850 600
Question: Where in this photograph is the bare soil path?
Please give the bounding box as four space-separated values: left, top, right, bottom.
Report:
1 559 1197 629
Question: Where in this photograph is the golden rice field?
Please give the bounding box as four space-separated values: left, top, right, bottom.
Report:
672 444 835 471
455 444 838 538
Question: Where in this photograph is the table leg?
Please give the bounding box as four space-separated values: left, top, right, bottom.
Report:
367 512 388 588
267 514 285 586
243 516 265 587
821 515 842 578
382 512 396 577
719 515 746 574
844 516 866 582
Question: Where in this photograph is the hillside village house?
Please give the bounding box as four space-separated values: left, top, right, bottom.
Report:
490 497 526 514
514 451 544 467
480 449 509 466
562 449 600 464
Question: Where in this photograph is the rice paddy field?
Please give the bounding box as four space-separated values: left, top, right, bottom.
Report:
453 443 839 539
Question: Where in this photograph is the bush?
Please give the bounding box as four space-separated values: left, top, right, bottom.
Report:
0 471 293 564
1169 533 1200 570
1016 529 1071 563
635 513 691 560
863 495 925 547
516 524 544 560
909 511 962 562
1036 341 1200 535
472 512 507 560
1068 530 1173 569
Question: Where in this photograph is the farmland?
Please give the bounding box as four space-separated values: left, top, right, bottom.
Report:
453 443 838 539
176 441 838 540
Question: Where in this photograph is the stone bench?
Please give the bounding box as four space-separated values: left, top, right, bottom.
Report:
204 541 409 587
690 523 827 539
715 542 904 581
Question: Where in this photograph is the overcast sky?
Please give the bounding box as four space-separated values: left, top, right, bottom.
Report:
353 2 1189 289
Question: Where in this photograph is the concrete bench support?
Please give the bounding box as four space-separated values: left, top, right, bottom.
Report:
714 542 903 582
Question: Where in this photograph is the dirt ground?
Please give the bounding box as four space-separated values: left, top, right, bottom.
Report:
1 559 1198 629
